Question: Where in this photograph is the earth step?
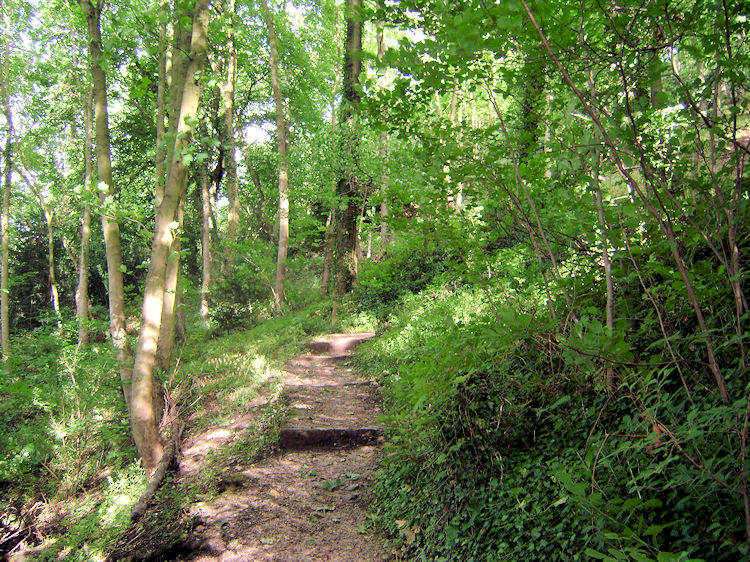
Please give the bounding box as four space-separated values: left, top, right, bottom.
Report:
279 427 383 449
305 332 375 354
288 353 352 367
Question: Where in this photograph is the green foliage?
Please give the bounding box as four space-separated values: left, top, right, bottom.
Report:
207 240 276 333
353 236 453 318
0 326 133 492
358 270 748 560
38 462 146 561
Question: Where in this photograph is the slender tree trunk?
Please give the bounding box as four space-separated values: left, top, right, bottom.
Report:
330 0 342 131
130 0 209 472
1 6 12 359
45 210 62 330
321 210 333 295
592 155 615 392
222 0 241 268
154 0 168 206
0 79 10 359
153 0 172 373
155 199 182 373
80 0 133 406
76 88 94 348
247 166 268 238
16 165 64 329
334 0 363 298
376 22 390 248
154 1 191 374
260 0 289 314
200 163 211 325
587 74 616 393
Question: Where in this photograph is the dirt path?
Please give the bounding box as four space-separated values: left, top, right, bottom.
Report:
179 333 389 561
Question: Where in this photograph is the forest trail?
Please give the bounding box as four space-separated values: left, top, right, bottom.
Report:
177 332 389 561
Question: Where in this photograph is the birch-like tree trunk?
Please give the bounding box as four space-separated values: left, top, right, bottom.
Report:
155 2 189 374
16 167 63 329
0 7 12 358
130 0 210 472
200 163 211 325
260 0 290 314
222 0 241 267
76 87 94 348
376 22 390 247
1 106 9 359
80 0 133 406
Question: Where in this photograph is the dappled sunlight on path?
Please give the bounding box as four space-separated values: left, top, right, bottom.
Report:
181 332 389 561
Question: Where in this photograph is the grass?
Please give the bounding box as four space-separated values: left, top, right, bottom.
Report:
0 258 386 560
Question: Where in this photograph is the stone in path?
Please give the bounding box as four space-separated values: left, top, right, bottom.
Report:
186 332 389 561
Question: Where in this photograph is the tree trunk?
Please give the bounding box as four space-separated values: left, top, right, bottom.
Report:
155 198 182 373
15 165 64 329
80 0 133 406
153 0 174 374
321 210 333 295
593 155 615 392
130 0 209 472
153 1 191 375
330 0 342 131
200 163 211 326
45 210 62 330
155 0 168 205
1 4 13 360
76 87 94 348
334 0 363 298
222 0 241 268
376 22 390 248
247 166 268 238
0 64 10 359
260 0 290 314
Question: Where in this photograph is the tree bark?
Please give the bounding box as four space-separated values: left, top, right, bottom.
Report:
321 210 333 295
222 0 241 268
155 198 182 373
260 0 290 314
154 1 191 374
154 0 168 206
1 10 12 358
80 0 133 406
44 209 62 329
330 0 342 131
376 22 390 247
200 163 211 326
16 165 63 330
334 0 363 298
76 87 94 348
130 0 209 472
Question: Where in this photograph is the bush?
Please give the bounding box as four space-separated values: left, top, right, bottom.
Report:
353 237 453 318
362 274 750 561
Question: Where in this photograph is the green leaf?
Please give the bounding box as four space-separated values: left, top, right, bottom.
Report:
583 548 609 559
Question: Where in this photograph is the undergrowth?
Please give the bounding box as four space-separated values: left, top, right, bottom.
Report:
0 282 335 559
352 243 749 561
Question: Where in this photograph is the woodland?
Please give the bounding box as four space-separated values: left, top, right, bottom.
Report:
0 0 748 559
